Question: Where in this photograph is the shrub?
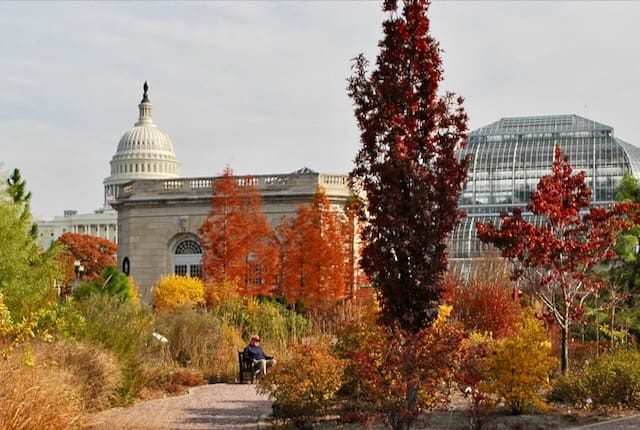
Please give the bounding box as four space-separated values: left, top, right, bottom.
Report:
551 349 640 408
257 337 345 428
171 367 206 387
204 279 242 311
333 298 380 397
72 294 154 363
154 306 243 382
42 340 121 412
242 297 310 355
455 332 493 430
445 267 520 339
70 293 155 404
349 306 464 430
213 295 311 361
482 312 558 414
0 342 84 430
153 274 205 311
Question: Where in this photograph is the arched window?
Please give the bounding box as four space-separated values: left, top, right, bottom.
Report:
173 239 203 278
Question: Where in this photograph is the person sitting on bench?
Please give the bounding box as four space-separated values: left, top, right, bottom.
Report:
243 334 276 377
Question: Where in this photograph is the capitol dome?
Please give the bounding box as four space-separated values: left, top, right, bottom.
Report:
103 82 181 205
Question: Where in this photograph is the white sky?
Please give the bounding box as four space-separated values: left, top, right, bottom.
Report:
1 1 639 220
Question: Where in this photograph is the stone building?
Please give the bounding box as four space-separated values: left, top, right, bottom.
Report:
109 84 353 301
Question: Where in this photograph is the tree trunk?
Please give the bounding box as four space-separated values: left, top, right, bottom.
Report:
561 323 569 375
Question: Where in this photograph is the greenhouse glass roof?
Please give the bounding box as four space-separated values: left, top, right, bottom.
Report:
470 114 612 140
450 114 640 275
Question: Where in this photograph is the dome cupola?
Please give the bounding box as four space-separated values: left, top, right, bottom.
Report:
103 82 181 205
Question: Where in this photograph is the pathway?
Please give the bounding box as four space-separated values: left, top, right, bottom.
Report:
83 383 272 430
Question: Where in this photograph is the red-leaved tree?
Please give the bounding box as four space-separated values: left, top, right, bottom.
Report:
277 188 348 313
199 166 278 297
348 0 469 332
476 147 625 374
57 232 117 282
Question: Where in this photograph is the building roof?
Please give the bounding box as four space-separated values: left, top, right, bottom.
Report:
470 114 612 139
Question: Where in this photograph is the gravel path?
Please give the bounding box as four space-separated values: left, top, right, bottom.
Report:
571 415 640 429
83 384 272 430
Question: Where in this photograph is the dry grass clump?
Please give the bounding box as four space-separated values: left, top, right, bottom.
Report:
154 307 245 382
44 340 121 412
0 342 84 430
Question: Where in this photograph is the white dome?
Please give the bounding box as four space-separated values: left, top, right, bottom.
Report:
116 123 176 154
103 82 181 205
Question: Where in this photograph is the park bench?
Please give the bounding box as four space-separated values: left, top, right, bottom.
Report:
238 350 259 384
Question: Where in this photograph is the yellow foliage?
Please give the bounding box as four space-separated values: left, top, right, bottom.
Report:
481 312 558 414
153 275 205 311
204 280 241 311
257 337 345 425
434 304 453 326
127 276 141 307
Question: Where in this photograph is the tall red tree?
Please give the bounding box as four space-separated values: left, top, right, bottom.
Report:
277 188 348 312
476 147 625 374
348 0 469 332
57 232 117 282
199 166 278 297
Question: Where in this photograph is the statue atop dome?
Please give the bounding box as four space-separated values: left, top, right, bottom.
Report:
142 81 149 103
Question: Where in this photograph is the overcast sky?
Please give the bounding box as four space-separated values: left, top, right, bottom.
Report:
1 1 639 220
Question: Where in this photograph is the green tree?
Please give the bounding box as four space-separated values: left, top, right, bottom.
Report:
6 168 37 238
73 266 136 304
0 174 59 321
603 172 640 346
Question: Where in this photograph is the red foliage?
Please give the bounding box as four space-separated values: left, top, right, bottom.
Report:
348 0 470 332
199 166 278 297
57 232 117 282
351 315 464 430
276 188 349 312
445 272 520 339
476 147 629 373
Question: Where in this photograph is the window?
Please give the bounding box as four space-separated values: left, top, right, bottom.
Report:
173 239 203 278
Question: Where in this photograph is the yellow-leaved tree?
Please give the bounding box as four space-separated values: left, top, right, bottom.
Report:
481 311 558 414
153 275 205 311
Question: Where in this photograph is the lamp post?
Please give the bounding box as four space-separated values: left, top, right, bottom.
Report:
72 260 85 294
74 260 85 280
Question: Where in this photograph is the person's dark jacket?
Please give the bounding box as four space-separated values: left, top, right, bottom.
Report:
244 344 271 361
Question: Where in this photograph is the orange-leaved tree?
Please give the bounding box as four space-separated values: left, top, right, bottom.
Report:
57 232 117 282
199 166 278 297
277 188 348 312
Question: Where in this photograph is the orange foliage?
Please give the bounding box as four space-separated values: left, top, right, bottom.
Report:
277 188 348 312
57 232 117 282
199 166 278 297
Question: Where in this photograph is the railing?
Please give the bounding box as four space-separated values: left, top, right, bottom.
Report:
118 172 350 198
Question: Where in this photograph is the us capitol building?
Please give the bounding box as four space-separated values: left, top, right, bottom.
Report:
38 83 640 300
40 83 352 300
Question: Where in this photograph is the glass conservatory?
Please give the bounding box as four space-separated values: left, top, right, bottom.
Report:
450 114 640 274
